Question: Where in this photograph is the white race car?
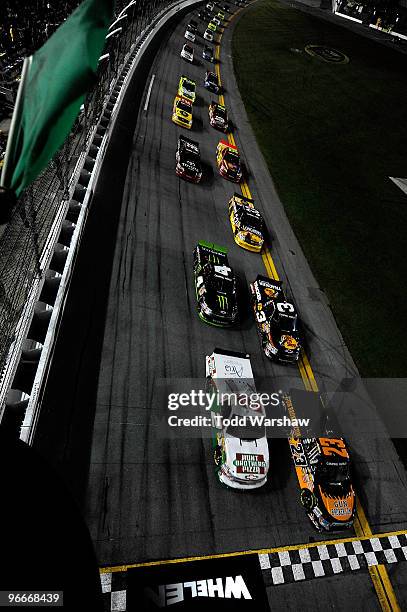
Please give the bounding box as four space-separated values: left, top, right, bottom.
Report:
204 29 214 41
185 29 196 42
181 43 194 63
206 348 270 490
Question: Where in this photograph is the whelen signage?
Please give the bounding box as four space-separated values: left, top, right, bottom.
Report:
127 554 270 610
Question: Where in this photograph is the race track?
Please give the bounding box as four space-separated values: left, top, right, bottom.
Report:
34 2 407 609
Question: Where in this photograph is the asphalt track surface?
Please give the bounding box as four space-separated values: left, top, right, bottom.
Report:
34 2 407 609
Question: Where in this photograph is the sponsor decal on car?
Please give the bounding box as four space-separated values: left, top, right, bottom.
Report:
233 453 267 474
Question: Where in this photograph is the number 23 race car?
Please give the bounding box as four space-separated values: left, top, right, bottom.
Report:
283 393 355 531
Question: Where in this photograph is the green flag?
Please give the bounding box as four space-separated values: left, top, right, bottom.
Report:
1 0 115 197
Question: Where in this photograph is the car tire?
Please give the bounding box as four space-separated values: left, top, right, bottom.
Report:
300 488 317 511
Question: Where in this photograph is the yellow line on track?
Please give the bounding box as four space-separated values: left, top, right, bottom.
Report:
214 7 400 610
100 528 407 574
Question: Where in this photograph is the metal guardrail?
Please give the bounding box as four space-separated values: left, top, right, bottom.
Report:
0 0 201 431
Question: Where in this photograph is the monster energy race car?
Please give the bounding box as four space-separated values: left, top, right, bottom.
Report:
250 275 302 363
206 348 270 489
193 241 239 326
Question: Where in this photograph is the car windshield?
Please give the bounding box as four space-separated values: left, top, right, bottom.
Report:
184 45 193 53
279 313 298 333
225 150 239 164
215 107 226 119
178 102 191 113
213 276 233 293
226 419 265 440
318 462 350 484
241 211 262 231
183 81 194 92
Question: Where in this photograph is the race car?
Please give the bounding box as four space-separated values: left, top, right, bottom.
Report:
209 101 228 132
206 348 270 489
250 276 302 362
208 21 217 32
204 71 220 94
204 29 214 41
193 241 239 326
212 16 221 26
228 193 265 252
187 18 198 31
206 2 214 10
282 393 355 531
216 140 243 182
217 11 226 19
178 75 196 103
184 28 196 42
203 45 214 62
171 95 193 129
181 43 194 63
175 135 202 183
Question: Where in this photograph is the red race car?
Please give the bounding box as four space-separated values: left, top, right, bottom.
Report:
216 140 242 182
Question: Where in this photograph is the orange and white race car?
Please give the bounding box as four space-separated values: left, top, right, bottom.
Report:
216 140 242 182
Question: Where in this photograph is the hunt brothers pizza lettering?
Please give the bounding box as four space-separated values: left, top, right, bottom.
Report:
233 454 267 474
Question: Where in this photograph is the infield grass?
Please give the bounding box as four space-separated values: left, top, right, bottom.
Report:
232 0 407 377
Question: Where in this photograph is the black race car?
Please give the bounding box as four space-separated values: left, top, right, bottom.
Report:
209 101 228 132
204 71 220 94
203 45 214 62
193 241 239 326
250 275 302 363
175 135 202 183
188 19 198 31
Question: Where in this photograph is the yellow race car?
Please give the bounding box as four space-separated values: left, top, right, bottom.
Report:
172 95 193 129
228 193 265 252
178 75 196 103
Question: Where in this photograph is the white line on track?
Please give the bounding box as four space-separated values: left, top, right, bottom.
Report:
144 73 156 112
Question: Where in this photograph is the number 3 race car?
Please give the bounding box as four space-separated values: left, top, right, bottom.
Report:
216 140 243 183
228 193 265 252
206 348 270 489
250 276 302 363
193 242 239 326
175 135 202 183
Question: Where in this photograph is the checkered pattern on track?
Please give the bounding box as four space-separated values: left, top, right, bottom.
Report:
259 533 407 586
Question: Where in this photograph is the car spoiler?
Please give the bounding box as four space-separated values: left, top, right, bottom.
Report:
255 274 283 290
219 139 237 150
198 240 227 254
213 348 250 359
230 192 255 207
